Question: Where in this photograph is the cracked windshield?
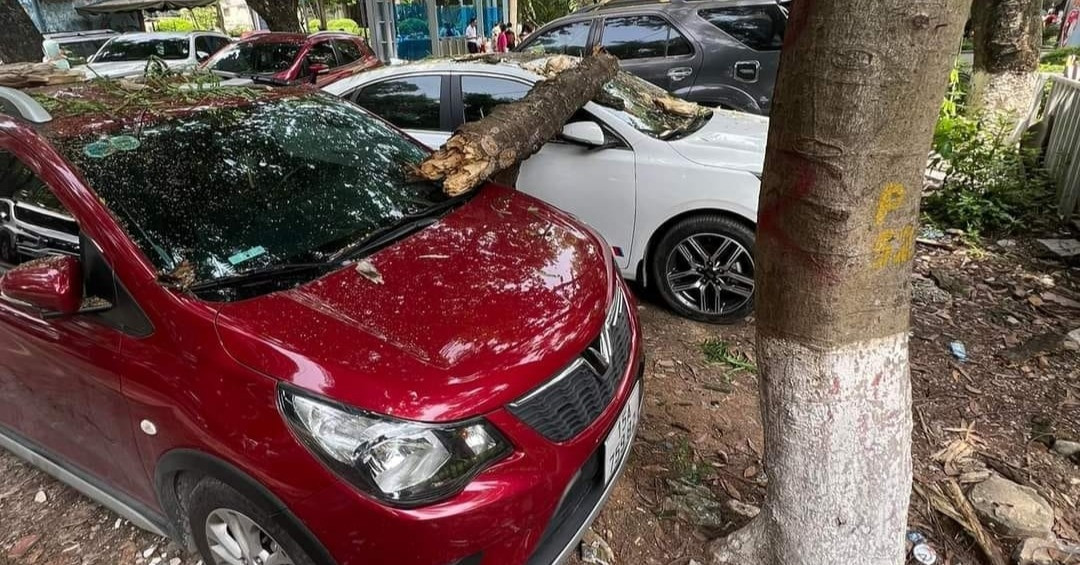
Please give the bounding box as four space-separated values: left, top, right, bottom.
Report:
56 94 444 298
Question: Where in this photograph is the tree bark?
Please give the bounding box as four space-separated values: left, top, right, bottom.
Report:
416 53 619 195
709 1 970 564
245 0 302 32
0 0 44 64
970 0 1043 116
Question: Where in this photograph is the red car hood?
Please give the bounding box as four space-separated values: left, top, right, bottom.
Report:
215 185 614 422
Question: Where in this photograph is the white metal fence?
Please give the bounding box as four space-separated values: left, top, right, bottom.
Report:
1040 71 1080 217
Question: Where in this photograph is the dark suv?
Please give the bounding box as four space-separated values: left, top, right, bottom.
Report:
516 0 788 114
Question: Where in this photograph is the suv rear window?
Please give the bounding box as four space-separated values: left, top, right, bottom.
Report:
600 15 692 59
699 6 786 51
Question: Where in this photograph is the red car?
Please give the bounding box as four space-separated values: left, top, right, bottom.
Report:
203 31 381 86
0 82 642 565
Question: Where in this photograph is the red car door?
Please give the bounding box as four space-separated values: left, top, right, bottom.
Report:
0 136 153 504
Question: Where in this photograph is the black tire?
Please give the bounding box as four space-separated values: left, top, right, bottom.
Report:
186 478 317 565
0 232 16 264
647 214 756 324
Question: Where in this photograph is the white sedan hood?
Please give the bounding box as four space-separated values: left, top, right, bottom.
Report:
668 110 768 174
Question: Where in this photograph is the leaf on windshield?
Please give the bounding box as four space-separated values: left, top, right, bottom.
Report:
654 96 700 117
354 259 384 285
160 258 196 289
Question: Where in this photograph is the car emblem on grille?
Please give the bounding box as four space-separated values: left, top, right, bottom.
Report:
582 329 612 375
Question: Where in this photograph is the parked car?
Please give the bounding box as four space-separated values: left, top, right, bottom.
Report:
204 31 381 86
515 0 789 114
325 55 765 323
0 191 80 264
42 29 119 66
81 31 232 78
0 82 641 565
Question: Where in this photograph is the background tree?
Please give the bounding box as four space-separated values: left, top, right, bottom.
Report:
705 0 971 563
520 0 575 27
0 0 43 64
969 0 1043 116
245 0 302 32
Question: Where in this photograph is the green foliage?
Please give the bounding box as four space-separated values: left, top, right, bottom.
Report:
227 26 253 37
521 0 575 26
155 17 195 32
397 17 428 37
927 114 1050 235
1040 46 1080 73
306 17 362 33
701 339 756 373
154 7 218 32
1044 24 1062 48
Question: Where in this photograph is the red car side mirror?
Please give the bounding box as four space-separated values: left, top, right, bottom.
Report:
0 255 84 317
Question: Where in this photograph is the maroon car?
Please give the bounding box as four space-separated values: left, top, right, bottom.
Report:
0 81 642 565
204 31 381 86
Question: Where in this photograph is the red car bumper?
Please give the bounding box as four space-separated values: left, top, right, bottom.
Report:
294 283 643 565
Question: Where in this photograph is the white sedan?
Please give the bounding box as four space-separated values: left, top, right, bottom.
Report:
324 56 766 323
81 31 231 79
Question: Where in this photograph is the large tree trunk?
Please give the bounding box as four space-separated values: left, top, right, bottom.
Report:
709 1 970 564
970 0 1043 116
417 53 619 195
245 0 302 32
0 0 44 64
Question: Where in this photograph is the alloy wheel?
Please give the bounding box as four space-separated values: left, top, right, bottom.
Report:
205 508 294 565
663 233 755 316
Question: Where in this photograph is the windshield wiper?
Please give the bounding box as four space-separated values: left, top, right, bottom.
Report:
329 195 470 263
187 262 339 293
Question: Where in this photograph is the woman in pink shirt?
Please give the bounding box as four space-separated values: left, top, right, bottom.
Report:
496 23 509 52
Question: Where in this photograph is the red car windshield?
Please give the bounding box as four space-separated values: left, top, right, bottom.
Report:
54 94 447 297
207 41 303 76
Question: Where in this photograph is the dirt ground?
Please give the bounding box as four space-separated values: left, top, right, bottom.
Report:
1 231 1078 565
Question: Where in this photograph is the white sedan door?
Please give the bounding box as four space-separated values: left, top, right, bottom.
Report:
457 74 638 270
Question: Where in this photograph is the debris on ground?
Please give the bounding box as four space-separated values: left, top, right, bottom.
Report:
580 529 615 565
968 475 1055 538
1001 332 1065 363
949 341 968 362
661 479 727 532
1013 537 1080 565
1036 238 1080 259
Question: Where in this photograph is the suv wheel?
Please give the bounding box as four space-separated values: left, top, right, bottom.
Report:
187 478 315 565
648 214 755 324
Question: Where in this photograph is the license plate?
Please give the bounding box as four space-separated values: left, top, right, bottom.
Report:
603 382 642 484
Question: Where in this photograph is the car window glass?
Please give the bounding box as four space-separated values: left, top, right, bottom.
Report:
307 41 338 67
207 41 301 76
209 36 231 54
93 37 190 62
334 40 363 64
699 6 786 51
195 36 214 56
601 15 690 59
461 76 531 121
0 150 81 262
522 21 592 56
353 76 443 130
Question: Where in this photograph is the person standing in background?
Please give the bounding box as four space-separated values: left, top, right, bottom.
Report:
505 24 517 50
496 23 509 52
466 18 480 53
521 23 534 40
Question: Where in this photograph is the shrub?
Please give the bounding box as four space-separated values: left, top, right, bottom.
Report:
925 61 1051 235
156 17 195 32
227 26 252 37
397 17 428 37
926 115 1050 235
1040 46 1080 74
306 18 362 34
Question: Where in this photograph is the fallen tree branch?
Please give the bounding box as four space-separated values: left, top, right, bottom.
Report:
915 479 1008 565
416 51 619 195
0 62 85 88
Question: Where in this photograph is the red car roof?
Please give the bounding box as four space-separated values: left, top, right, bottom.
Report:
236 32 361 46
